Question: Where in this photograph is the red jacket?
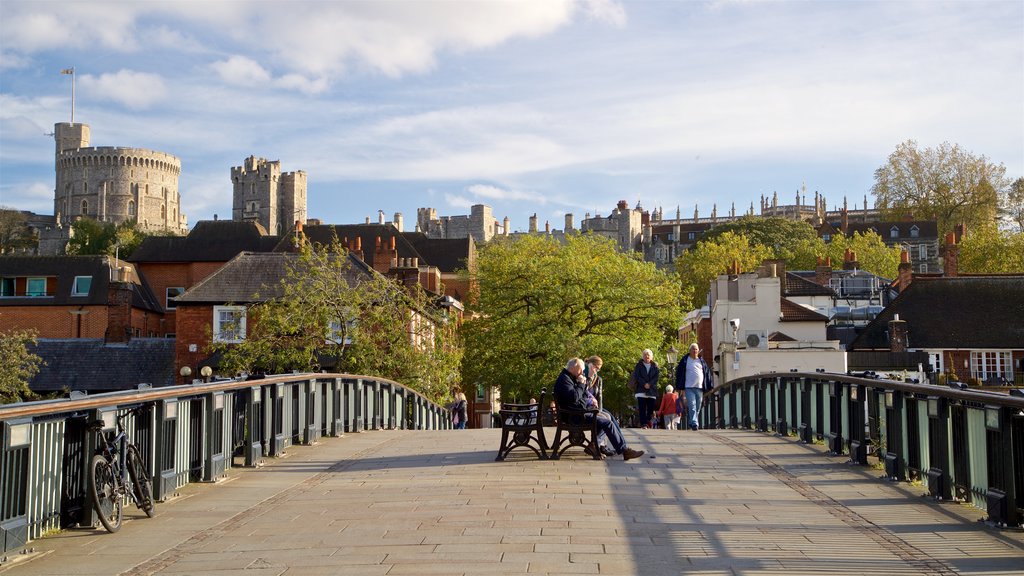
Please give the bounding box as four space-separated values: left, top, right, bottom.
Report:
658 391 678 415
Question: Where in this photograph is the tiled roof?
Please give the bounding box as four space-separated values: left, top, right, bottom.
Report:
0 255 162 313
840 220 939 239
175 251 373 305
283 224 426 271
783 272 835 297
29 338 176 393
404 234 474 273
848 275 1024 349
129 220 279 263
779 298 829 322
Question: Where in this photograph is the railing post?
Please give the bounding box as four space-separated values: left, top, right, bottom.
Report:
370 379 381 430
884 390 905 481
827 381 843 455
397 387 407 430
926 396 951 500
269 383 286 456
777 377 788 435
800 378 813 443
304 378 320 445
203 391 226 482
984 406 1019 527
848 384 868 465
756 379 768 432
154 399 178 500
329 378 344 437
0 418 32 553
244 386 263 467
353 379 365 432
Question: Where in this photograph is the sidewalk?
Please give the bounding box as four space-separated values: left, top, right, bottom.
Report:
3 428 1022 575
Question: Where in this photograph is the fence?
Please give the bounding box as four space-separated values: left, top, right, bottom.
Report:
0 373 450 554
700 372 1024 529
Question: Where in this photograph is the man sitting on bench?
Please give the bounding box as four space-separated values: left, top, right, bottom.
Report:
553 358 645 462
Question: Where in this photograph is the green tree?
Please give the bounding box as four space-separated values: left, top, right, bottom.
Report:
871 140 1009 234
66 218 147 257
699 216 824 269
959 226 1024 273
1004 177 1024 233
822 231 902 280
0 208 36 254
675 231 773 310
214 238 461 402
0 329 44 404
462 234 681 404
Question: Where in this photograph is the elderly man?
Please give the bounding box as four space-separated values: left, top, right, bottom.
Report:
554 358 645 461
675 343 714 430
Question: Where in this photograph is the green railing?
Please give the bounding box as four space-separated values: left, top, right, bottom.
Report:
700 372 1024 529
0 373 450 553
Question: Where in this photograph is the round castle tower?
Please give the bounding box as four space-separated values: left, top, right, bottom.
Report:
53 122 187 234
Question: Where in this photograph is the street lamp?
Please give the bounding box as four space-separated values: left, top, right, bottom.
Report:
666 345 678 374
200 366 213 382
179 366 192 384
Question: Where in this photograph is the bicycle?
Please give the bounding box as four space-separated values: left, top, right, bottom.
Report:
87 407 156 533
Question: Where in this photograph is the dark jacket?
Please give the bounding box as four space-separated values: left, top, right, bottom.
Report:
632 360 660 397
675 354 714 391
452 399 467 421
553 369 588 410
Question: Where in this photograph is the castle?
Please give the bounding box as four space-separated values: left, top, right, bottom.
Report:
231 156 307 235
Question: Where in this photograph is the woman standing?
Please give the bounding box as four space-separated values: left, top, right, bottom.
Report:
631 349 660 428
659 385 681 430
452 392 468 429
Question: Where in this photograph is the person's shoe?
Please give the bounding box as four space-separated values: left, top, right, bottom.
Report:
622 448 645 461
690 423 698 431
600 445 616 457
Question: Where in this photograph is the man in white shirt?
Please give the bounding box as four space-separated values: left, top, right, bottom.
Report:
675 343 714 430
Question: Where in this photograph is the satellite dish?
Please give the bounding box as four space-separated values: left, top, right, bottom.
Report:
746 333 761 348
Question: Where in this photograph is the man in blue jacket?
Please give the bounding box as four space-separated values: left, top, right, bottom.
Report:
675 343 714 430
554 358 645 461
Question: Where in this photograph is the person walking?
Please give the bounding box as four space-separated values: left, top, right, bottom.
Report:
675 343 714 430
451 392 468 429
631 349 660 428
659 385 681 430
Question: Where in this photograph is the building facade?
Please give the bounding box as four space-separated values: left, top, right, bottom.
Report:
231 156 307 235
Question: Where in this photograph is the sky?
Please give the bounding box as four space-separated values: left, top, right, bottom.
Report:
1 0 1022 233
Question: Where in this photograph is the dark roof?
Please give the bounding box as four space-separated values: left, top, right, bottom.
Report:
779 298 829 322
128 220 279 263
175 251 373 305
287 224 436 271
843 220 939 239
783 272 835 297
768 331 797 342
404 234 474 273
29 338 176 393
0 255 162 313
848 275 1024 349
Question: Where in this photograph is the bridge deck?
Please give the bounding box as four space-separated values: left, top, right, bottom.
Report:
5 428 1022 575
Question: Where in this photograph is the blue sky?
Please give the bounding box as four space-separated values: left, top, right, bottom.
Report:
1 0 1021 233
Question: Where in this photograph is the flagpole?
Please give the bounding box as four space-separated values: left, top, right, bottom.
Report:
61 67 75 124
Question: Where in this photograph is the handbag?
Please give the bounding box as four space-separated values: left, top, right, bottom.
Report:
627 374 637 392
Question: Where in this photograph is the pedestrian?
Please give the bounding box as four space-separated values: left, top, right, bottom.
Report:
659 385 681 430
451 392 468 429
554 358 645 461
675 343 714 430
631 349 660 428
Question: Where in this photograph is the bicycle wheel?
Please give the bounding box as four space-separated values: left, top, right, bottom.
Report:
126 444 155 517
88 454 123 533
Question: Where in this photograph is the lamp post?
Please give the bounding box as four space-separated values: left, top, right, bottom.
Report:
179 366 192 385
200 366 213 382
666 345 678 375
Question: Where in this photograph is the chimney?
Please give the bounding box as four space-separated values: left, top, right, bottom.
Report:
815 257 832 287
954 223 966 243
565 213 574 232
889 313 908 353
106 270 133 344
617 200 628 211
943 232 959 277
529 214 537 233
503 216 510 235
372 235 395 274
545 220 550 234
353 237 363 261
378 210 385 225
842 248 859 271
898 250 913 293
394 212 404 232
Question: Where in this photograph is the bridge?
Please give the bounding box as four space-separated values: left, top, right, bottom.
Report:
1 373 1022 574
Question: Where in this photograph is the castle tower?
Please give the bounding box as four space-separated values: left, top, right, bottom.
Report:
231 156 306 235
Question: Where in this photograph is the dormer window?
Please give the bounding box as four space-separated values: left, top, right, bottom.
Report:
72 276 92 296
890 226 899 239
910 225 919 238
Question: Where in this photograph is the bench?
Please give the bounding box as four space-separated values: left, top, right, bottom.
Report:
549 402 602 460
495 390 549 461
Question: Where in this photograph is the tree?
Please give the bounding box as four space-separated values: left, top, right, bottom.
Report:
675 231 773 310
213 238 461 403
66 218 146 257
1004 177 1024 233
0 207 36 254
958 226 1024 273
822 231 902 280
461 234 681 405
698 216 824 269
871 140 1009 234
0 329 44 404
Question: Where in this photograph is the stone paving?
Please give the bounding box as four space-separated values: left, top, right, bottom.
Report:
2 427 1022 575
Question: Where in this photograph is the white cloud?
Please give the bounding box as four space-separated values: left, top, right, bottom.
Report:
466 184 547 203
443 193 474 211
79 70 167 110
211 55 272 86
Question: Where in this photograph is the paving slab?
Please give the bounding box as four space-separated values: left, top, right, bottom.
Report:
1 427 1021 575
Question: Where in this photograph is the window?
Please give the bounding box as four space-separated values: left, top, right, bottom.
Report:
26 277 47 297
0 278 14 297
970 351 1012 383
213 306 246 343
822 233 831 242
890 226 899 239
166 287 185 310
128 200 136 216
327 319 356 345
476 383 485 401
72 276 92 296
80 199 89 215
688 232 696 240
919 263 928 273
919 244 928 261
910 226 920 238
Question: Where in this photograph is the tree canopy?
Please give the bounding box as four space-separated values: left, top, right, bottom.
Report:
871 140 1009 234
675 231 774 310
958 226 1024 274
0 208 36 254
66 218 148 257
1004 177 1024 233
0 329 44 404
820 231 901 280
461 234 681 406
698 216 822 269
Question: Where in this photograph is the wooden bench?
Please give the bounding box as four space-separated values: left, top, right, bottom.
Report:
495 390 549 461
549 402 602 460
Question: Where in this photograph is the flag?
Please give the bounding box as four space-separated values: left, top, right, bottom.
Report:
61 68 74 74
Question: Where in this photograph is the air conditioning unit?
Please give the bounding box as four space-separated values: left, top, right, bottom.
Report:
744 330 768 350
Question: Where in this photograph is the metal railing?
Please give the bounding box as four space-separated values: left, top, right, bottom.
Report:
700 372 1024 529
0 373 450 553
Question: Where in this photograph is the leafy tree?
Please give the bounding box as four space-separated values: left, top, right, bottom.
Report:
0 207 36 254
462 234 681 405
213 238 461 403
959 226 1024 273
675 231 773 310
66 218 147 257
0 329 44 404
871 140 1009 234
698 216 823 269
822 230 902 280
1004 177 1024 233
